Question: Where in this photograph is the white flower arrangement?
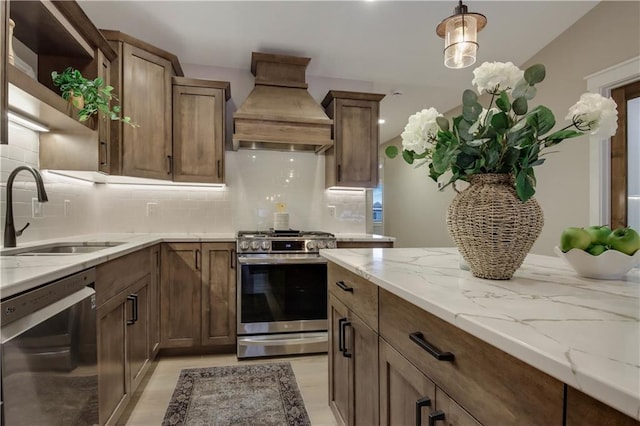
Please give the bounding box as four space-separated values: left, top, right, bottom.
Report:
387 61 619 202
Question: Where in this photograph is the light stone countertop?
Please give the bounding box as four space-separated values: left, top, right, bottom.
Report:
319 247 640 420
0 233 235 299
334 233 395 242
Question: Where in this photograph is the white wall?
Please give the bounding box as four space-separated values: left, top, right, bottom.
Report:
0 64 375 245
383 1 640 255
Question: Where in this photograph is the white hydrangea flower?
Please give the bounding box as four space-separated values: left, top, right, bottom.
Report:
401 107 442 155
472 62 524 94
566 93 618 138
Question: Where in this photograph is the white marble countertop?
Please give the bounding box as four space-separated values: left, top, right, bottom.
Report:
0 233 235 299
334 233 395 242
319 247 640 420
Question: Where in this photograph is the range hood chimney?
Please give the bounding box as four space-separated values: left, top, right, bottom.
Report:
233 52 333 153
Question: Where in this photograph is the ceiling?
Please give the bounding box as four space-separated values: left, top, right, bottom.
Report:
78 1 599 143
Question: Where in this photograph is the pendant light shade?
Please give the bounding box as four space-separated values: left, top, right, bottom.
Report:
436 1 487 69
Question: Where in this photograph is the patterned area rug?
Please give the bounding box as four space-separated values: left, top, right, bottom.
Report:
162 362 312 426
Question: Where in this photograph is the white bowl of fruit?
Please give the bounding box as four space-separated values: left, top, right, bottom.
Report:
555 226 640 280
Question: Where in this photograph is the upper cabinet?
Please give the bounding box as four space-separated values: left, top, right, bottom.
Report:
102 30 183 180
3 1 117 142
172 77 230 184
322 90 385 188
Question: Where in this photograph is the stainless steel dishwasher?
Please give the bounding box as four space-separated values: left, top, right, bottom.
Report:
1 268 98 426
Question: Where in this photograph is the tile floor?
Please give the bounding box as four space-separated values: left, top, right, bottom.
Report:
120 353 338 425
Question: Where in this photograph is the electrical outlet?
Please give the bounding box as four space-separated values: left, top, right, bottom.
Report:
64 200 71 217
32 198 43 218
146 202 158 217
327 205 336 218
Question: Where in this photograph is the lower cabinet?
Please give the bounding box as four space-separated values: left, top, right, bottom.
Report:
328 271 379 426
96 247 155 426
160 242 236 349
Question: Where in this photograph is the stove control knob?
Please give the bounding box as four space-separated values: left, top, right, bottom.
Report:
317 240 326 249
327 240 337 249
239 240 250 251
250 241 261 251
261 240 270 251
306 241 317 251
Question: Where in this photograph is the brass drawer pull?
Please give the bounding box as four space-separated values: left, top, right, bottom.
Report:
409 332 455 362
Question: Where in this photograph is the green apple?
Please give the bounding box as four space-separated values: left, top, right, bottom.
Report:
586 244 608 256
584 225 612 245
560 227 592 252
606 227 640 255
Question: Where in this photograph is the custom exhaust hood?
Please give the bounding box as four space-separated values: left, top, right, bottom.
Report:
233 52 333 153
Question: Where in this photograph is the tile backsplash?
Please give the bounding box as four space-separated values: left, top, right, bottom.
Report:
0 126 367 245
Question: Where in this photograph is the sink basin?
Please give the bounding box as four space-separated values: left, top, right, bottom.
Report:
1 242 125 256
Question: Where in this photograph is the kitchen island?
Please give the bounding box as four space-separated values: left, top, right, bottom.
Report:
319 247 639 423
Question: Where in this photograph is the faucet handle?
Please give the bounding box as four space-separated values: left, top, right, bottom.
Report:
16 222 30 236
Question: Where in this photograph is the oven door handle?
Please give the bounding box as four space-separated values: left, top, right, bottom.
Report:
237 256 328 265
238 334 328 346
1 287 95 344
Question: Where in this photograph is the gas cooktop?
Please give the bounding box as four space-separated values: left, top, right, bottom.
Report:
237 230 334 239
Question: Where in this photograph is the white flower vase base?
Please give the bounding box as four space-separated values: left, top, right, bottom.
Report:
447 174 544 280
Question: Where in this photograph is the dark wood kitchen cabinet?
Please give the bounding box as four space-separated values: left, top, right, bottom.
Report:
102 30 183 180
1 0 7 144
96 247 154 426
328 263 379 426
172 77 230 183
322 90 385 188
4 0 117 170
160 242 236 349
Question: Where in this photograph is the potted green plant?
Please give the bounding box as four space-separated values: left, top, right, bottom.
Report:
51 67 136 126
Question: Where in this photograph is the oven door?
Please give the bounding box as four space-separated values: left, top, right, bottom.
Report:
237 255 328 335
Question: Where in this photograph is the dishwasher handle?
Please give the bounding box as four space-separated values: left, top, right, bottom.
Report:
1 286 95 344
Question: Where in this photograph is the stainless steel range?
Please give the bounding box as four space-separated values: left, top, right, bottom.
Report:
236 229 336 358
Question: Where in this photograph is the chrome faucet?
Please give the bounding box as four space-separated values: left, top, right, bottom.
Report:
3 166 49 248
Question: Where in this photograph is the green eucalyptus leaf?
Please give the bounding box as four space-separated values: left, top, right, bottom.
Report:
496 91 511 112
385 145 399 158
527 105 555 135
436 116 450 131
467 138 490 147
402 149 414 165
462 89 478 106
462 103 482 122
524 64 546 85
544 129 582 146
515 170 536 202
457 119 474 141
490 112 509 134
512 97 528 115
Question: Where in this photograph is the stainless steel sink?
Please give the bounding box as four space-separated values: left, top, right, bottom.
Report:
1 242 125 256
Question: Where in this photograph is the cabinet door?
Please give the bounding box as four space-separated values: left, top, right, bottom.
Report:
160 243 201 347
97 294 129 425
200 242 236 345
334 98 379 188
348 311 379 426
149 244 161 357
173 85 225 183
98 49 112 174
329 295 350 426
432 388 481 426
379 339 436 426
121 43 173 180
127 277 150 392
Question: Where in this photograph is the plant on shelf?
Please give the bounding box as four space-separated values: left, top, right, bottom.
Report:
51 67 137 126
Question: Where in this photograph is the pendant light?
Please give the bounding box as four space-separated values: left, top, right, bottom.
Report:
436 0 487 69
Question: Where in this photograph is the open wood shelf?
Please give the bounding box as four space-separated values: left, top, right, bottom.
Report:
8 64 96 132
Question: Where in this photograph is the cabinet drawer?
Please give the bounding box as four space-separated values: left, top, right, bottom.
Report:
328 263 378 331
379 289 564 425
96 248 150 308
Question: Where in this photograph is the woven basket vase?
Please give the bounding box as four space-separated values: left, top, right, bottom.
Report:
446 173 544 280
